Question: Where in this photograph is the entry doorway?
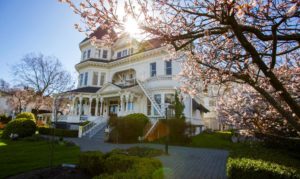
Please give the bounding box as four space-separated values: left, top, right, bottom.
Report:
109 100 119 117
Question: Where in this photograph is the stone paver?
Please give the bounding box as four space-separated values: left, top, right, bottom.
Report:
65 131 228 179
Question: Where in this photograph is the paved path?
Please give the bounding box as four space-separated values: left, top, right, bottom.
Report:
65 134 228 179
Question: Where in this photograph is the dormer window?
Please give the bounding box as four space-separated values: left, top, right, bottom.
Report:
103 50 108 59
87 49 91 59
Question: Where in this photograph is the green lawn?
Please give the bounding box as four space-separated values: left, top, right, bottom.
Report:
0 131 80 178
189 131 300 176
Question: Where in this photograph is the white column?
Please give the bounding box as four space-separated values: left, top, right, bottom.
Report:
89 96 93 116
72 97 76 115
125 95 129 112
79 96 83 115
95 97 99 116
120 95 124 112
100 97 103 116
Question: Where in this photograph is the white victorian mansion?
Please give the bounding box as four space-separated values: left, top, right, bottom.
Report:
57 28 220 137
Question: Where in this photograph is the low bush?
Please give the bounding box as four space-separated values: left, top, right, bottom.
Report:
16 112 36 122
2 118 36 139
79 150 163 179
79 151 105 176
80 121 90 126
227 158 300 179
38 127 78 138
0 114 12 124
108 113 149 143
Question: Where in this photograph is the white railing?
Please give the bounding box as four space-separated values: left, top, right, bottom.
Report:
79 116 107 138
56 115 80 123
136 79 164 117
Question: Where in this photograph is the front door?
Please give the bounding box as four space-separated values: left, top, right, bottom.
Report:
109 100 119 117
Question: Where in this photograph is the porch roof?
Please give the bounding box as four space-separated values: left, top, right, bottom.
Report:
192 99 210 113
67 87 101 93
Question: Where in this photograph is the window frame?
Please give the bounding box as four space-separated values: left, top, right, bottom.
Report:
102 50 108 59
92 71 99 86
100 72 106 86
87 49 91 59
165 61 172 75
84 72 88 86
150 62 157 77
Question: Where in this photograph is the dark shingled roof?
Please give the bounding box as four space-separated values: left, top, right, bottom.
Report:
193 99 210 113
80 26 117 44
67 87 101 93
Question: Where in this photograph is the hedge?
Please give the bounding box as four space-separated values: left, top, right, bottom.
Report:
108 113 149 143
255 132 300 154
227 158 300 179
79 151 163 179
2 118 36 139
38 127 78 138
0 114 12 124
16 112 36 122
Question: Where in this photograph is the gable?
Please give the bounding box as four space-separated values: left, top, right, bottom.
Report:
98 83 121 94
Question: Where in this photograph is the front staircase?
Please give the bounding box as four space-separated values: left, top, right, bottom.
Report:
79 116 107 138
136 79 164 140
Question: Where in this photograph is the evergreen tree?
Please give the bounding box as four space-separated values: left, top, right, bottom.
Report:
174 91 185 120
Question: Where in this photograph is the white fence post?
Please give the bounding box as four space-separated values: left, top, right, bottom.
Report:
78 126 83 138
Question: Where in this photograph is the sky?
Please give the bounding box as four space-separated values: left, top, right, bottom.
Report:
0 0 85 84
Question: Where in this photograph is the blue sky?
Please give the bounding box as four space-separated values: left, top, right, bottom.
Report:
0 0 85 84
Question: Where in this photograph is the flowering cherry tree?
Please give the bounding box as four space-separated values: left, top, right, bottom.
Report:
59 0 300 131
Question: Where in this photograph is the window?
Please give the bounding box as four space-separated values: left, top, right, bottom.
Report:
100 72 106 86
79 74 84 86
83 51 87 60
117 52 122 58
84 72 88 86
154 94 161 115
147 99 151 115
150 62 156 77
165 61 172 75
102 50 108 58
97 49 101 58
122 49 127 57
92 72 98 86
87 49 91 59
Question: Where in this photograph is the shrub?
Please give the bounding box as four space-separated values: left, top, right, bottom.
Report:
255 132 300 155
0 114 12 124
80 121 90 126
79 151 104 176
38 127 78 137
2 118 36 139
79 150 163 179
16 112 36 122
108 113 149 143
161 118 190 145
227 158 300 179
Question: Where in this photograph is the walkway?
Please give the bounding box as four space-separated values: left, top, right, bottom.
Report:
65 131 228 179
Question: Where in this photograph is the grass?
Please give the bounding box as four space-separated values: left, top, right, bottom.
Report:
0 130 80 178
189 130 300 177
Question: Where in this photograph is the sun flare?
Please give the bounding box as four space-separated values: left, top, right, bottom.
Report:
124 17 141 37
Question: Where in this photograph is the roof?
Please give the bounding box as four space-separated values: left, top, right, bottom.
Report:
80 26 117 44
66 87 101 93
192 99 210 113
